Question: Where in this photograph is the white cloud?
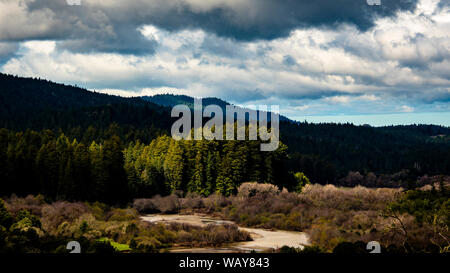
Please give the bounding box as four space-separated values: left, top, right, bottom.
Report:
399 105 415 112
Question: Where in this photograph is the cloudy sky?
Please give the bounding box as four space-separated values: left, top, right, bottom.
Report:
0 0 449 126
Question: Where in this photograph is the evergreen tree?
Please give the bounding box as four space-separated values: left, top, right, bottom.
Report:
163 140 185 192
36 142 59 198
60 157 76 200
55 134 72 199
0 129 9 196
102 136 127 204
188 143 206 194
89 141 106 201
293 172 310 193
205 150 219 195
72 143 91 200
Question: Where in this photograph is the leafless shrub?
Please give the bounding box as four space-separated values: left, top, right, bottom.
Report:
203 193 231 211
237 182 280 198
134 194 182 214
5 194 46 216
40 201 89 233
194 224 251 245
182 192 204 209
133 198 158 213
299 184 400 211
339 171 364 187
152 194 181 214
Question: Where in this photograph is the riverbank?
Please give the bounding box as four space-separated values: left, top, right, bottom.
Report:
141 214 309 253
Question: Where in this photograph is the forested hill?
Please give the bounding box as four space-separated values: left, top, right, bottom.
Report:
143 94 230 110
0 73 449 186
0 73 146 110
280 121 450 183
0 73 173 140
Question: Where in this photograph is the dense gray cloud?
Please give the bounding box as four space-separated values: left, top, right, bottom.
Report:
109 0 418 40
0 42 18 64
0 0 419 55
0 0 158 54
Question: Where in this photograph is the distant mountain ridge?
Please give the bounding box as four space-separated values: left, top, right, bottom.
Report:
143 94 230 109
143 94 293 122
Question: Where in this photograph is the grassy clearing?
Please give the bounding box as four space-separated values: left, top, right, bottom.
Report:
98 237 131 252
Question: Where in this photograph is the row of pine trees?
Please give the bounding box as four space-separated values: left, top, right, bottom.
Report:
124 135 289 197
0 128 292 204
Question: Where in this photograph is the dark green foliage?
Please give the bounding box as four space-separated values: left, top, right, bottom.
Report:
298 245 325 254
0 128 293 202
87 240 117 254
282 122 450 183
102 136 128 204
332 241 367 254
279 245 324 253
79 221 89 233
0 199 13 229
15 209 41 229
388 184 449 226
124 134 292 197
293 172 310 193
1 128 131 203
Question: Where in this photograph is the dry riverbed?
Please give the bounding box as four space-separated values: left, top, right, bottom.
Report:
140 214 309 253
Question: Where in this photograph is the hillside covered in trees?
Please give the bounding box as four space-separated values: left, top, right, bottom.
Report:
0 73 172 142
0 73 449 203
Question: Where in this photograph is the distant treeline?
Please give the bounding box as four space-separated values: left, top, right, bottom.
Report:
281 122 450 180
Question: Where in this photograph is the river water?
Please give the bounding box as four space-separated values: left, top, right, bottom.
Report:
140 214 309 253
